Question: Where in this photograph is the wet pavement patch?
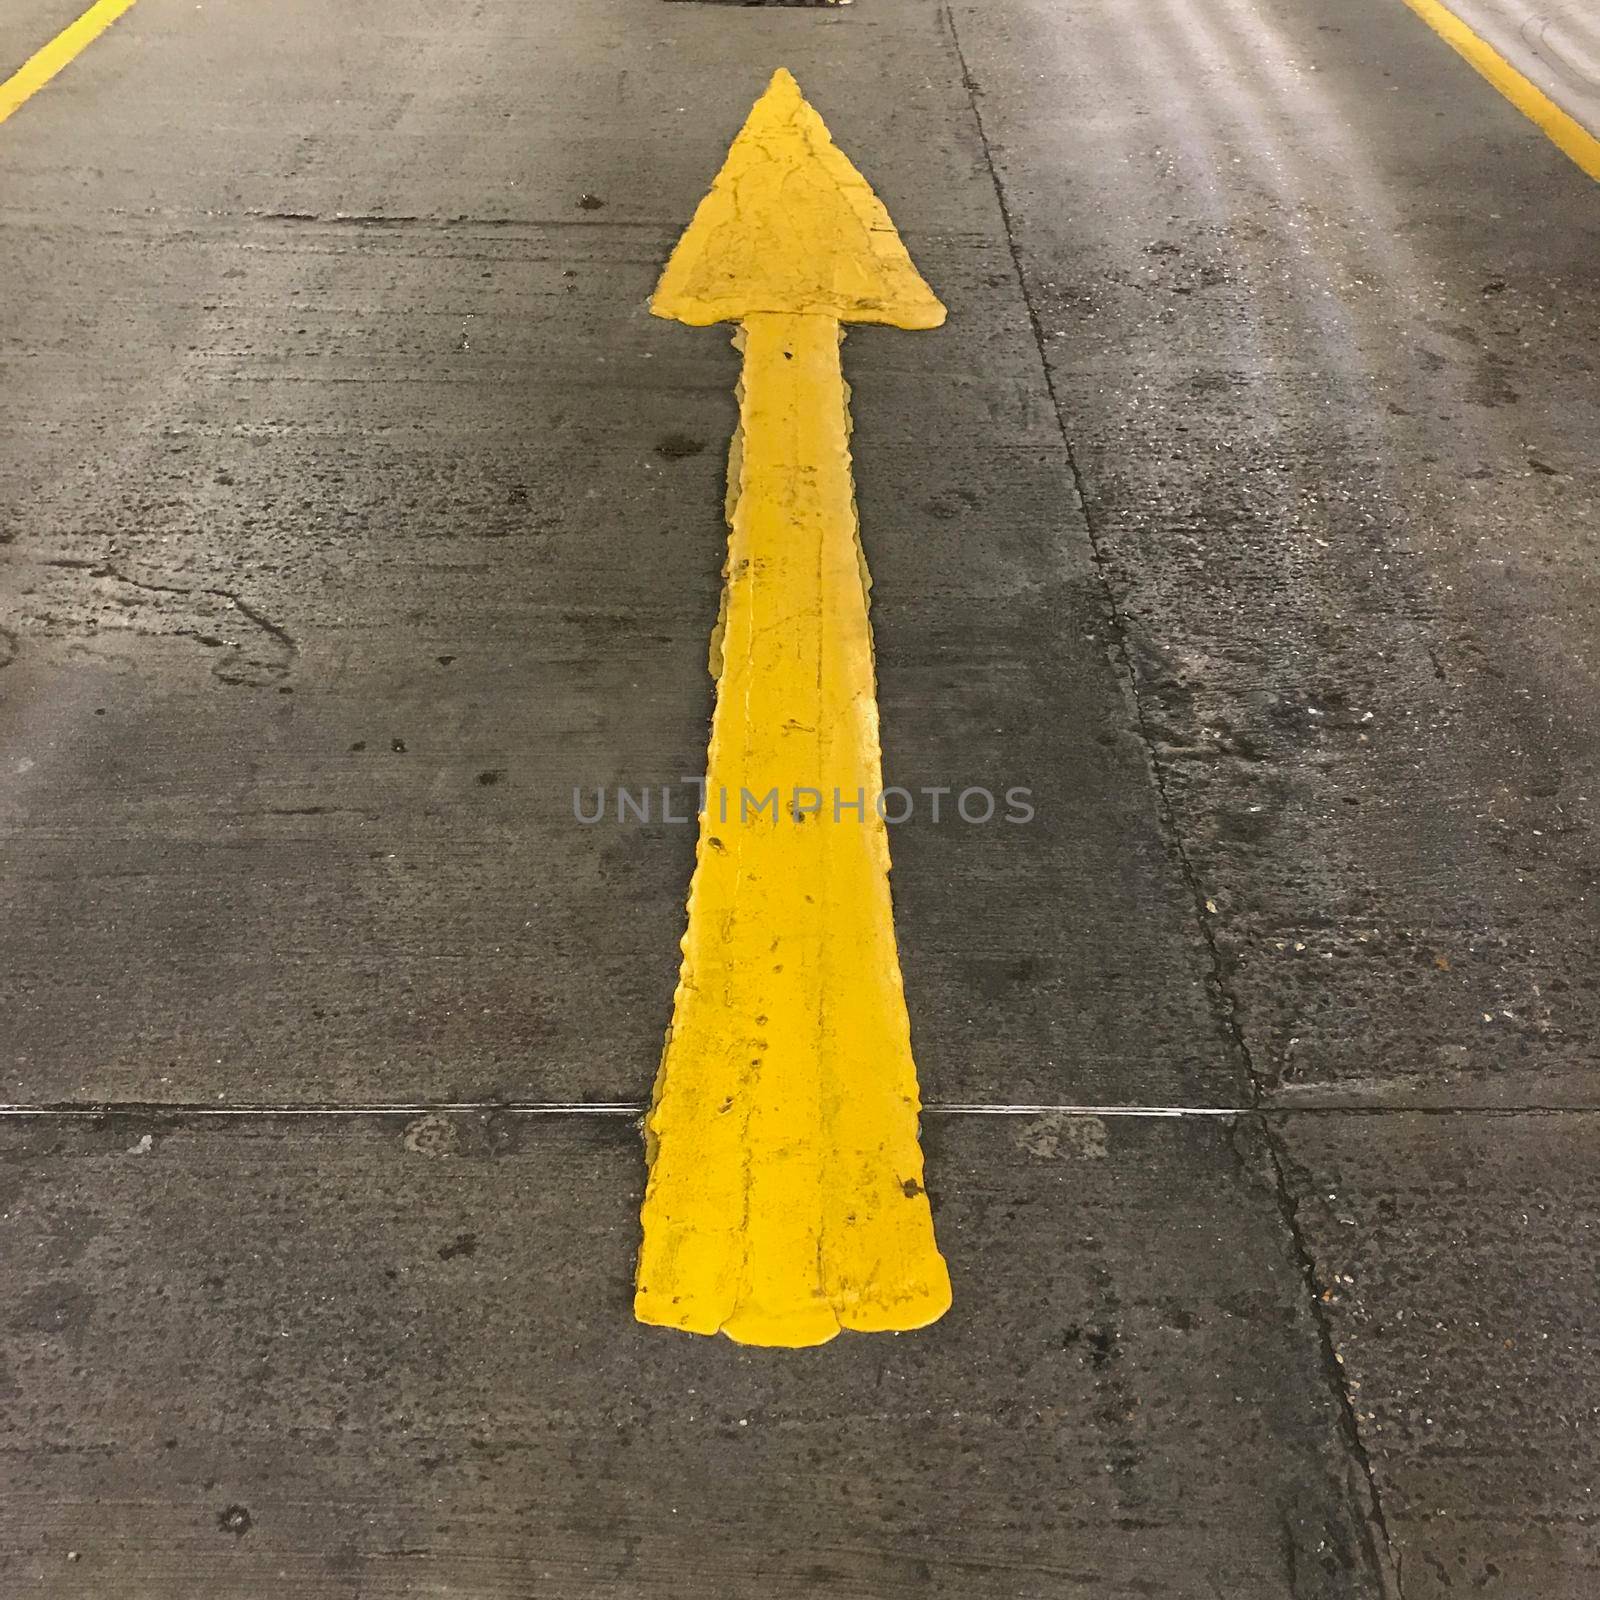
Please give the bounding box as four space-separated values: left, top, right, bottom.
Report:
653 433 706 460
217 1505 252 1538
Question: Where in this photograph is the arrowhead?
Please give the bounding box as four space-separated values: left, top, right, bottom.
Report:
652 69 945 329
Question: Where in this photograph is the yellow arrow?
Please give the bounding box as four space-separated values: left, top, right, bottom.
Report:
635 69 952 1347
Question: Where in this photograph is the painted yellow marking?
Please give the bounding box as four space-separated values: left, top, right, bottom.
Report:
636 69 951 1347
1398 0 1600 181
0 0 141 126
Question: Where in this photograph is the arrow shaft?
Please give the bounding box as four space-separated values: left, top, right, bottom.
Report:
636 313 950 1346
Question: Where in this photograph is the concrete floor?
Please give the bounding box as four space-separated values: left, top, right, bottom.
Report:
2 0 1598 1595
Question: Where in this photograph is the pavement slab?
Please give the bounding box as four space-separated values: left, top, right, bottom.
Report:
2 0 1232 1109
2 1114 1388 1599
949 0 1600 1107
3 0 1600 1590
1280 1110 1600 1598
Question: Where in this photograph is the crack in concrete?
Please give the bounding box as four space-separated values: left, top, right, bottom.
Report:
941 4 1404 1593
1264 1132 1406 1599
24 560 297 687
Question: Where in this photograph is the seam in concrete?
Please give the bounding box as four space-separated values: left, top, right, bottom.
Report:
939 5 1403 1593
0 1100 1593 1120
0 1100 1593 1126
1261 1132 1406 1598
0 1100 1228 1119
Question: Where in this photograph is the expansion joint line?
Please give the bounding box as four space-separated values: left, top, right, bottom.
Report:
0 1101 1587 1121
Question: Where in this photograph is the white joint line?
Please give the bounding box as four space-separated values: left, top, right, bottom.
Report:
927 1103 1244 1118
0 1101 643 1118
0 1100 1248 1119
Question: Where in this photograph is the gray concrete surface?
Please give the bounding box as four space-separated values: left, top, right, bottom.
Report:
2 1114 1382 1598
1281 1110 1600 1597
2 0 1598 1594
1 1 1229 1110
957 0 1600 1108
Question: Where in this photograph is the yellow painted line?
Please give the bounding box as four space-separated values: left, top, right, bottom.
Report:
635 69 951 1347
0 0 141 126
1399 0 1600 181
